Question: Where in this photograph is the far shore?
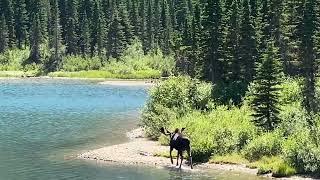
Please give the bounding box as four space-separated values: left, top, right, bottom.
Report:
0 75 158 86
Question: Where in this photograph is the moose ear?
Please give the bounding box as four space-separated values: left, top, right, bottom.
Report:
160 127 165 134
181 128 186 132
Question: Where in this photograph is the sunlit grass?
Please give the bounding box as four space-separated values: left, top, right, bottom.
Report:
48 70 161 79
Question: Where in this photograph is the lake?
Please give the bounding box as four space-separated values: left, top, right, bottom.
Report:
0 79 263 180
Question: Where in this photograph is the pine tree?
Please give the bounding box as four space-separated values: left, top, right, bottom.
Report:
175 0 188 32
223 0 243 104
28 13 42 64
78 11 90 56
144 0 154 53
138 0 146 43
130 0 140 37
239 0 258 85
13 0 28 49
3 0 15 48
300 0 319 114
202 0 224 84
191 3 202 78
90 0 105 57
46 0 62 72
153 0 161 46
119 2 134 46
0 14 9 53
252 41 282 131
65 0 78 55
107 7 126 59
159 0 172 55
249 0 258 18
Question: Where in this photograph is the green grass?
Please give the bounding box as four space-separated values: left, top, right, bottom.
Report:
0 71 38 77
209 153 249 165
154 150 191 159
209 154 296 177
247 156 296 177
48 70 161 79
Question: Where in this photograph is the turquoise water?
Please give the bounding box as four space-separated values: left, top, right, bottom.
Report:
0 79 262 180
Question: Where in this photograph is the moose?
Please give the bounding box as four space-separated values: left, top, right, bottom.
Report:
160 127 193 169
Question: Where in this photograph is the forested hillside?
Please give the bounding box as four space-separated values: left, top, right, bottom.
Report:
0 0 319 105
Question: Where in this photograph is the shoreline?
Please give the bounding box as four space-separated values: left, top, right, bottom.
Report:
0 76 157 86
78 128 260 176
77 128 315 179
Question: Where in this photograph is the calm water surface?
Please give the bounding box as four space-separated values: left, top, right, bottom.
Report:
0 79 263 180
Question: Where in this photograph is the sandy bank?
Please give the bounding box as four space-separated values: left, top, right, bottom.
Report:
98 80 156 86
78 128 261 176
0 76 157 86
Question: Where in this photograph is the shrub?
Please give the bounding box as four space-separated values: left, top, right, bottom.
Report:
283 129 320 174
243 131 283 161
168 106 256 161
0 48 29 70
140 76 213 138
278 104 309 137
249 156 296 177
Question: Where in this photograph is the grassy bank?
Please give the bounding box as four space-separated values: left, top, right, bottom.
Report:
0 71 39 77
47 70 161 79
141 76 320 178
0 42 175 79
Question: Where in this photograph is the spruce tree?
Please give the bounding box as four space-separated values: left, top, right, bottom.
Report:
28 13 42 64
3 0 15 48
153 0 161 46
223 0 243 104
202 0 224 84
175 0 188 32
78 11 90 56
119 2 134 46
13 0 28 49
130 0 140 38
252 42 282 131
65 0 78 55
159 0 172 55
191 3 202 78
107 7 126 59
144 0 154 53
239 0 258 85
300 0 319 114
0 14 9 53
46 0 62 72
90 0 105 57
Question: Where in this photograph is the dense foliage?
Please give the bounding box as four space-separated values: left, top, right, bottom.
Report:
142 76 320 177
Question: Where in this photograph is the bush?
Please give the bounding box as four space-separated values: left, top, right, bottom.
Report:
168 106 256 161
283 129 320 174
248 156 296 177
140 76 213 138
243 131 283 161
278 104 309 137
0 48 29 70
61 55 102 71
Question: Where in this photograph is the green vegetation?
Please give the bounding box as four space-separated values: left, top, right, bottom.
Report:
1 0 320 178
142 76 320 177
0 41 175 79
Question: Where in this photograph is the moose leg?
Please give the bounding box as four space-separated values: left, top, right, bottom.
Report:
176 151 180 166
187 148 193 169
170 147 173 164
179 151 183 169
